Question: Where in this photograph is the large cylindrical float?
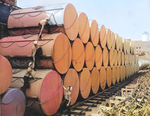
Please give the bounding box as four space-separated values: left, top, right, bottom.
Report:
0 55 12 94
112 66 116 85
122 38 126 53
91 67 99 94
119 36 123 52
79 68 91 99
72 38 84 72
122 66 126 80
64 68 79 105
120 66 123 81
116 66 120 83
89 20 99 46
0 33 71 74
126 40 130 54
94 45 102 70
114 50 118 66
12 69 63 116
78 12 90 44
102 46 108 68
121 52 125 66
106 66 112 87
115 34 119 51
106 29 112 50
111 31 115 50
99 25 106 49
99 66 106 90
108 49 114 68
117 51 121 66
8 3 79 41
1 88 26 116
85 42 95 70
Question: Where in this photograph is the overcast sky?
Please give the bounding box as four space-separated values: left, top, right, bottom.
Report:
17 0 150 41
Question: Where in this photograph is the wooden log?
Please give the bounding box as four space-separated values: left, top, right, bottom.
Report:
106 66 112 87
99 66 106 90
0 55 12 94
108 49 114 68
1 89 26 116
72 38 84 72
112 66 116 85
0 33 72 74
91 67 99 94
99 25 106 49
64 68 79 105
111 31 115 50
94 45 102 70
78 12 90 43
102 46 108 68
79 68 91 99
89 20 99 46
85 42 95 70
106 29 112 50
8 3 79 41
115 34 119 51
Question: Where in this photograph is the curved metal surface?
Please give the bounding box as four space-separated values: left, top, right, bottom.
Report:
99 25 106 49
95 45 102 70
8 3 79 40
64 68 79 105
102 46 108 68
90 20 99 46
72 38 84 72
99 66 106 90
91 67 99 94
1 88 26 116
39 70 63 115
78 12 90 43
106 66 112 87
79 68 91 99
85 42 94 71
0 55 12 94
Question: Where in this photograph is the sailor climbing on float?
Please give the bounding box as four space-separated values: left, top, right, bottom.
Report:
59 86 72 114
20 61 34 93
38 17 50 39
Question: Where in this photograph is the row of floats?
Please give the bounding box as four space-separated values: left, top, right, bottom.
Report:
0 3 139 116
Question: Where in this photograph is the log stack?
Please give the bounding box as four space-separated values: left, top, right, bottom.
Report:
0 3 139 115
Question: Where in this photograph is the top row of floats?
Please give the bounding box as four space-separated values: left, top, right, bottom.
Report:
0 3 139 116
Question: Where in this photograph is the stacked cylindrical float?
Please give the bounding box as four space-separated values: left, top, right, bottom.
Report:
0 3 139 116
0 55 26 116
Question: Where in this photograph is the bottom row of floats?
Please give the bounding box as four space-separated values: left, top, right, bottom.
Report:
1 63 139 116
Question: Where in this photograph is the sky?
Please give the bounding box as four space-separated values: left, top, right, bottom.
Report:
17 0 150 41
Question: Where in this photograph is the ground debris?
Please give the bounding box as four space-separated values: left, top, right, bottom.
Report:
98 70 150 116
